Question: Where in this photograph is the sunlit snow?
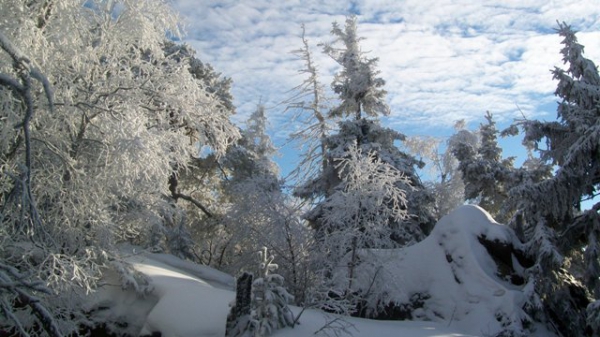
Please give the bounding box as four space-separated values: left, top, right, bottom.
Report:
91 206 555 337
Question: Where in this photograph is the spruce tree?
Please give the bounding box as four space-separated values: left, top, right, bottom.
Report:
452 112 516 222
252 247 295 337
294 16 435 315
509 22 600 337
295 16 435 247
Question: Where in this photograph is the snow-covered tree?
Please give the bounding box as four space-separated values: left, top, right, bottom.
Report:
295 16 435 247
307 145 412 315
321 17 390 119
452 112 517 222
209 104 282 273
286 24 333 185
251 247 295 337
0 0 239 333
508 22 600 337
404 120 471 219
292 17 436 316
190 104 311 302
229 248 295 337
0 30 63 337
158 41 239 257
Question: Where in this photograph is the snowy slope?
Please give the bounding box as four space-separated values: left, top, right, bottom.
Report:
128 255 234 336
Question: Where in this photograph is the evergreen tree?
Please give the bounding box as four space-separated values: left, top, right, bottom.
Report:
228 248 295 337
452 112 517 221
295 16 435 247
321 17 389 119
508 22 600 336
251 247 295 337
294 16 434 315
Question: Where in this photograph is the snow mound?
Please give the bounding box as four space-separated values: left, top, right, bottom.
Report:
86 252 234 337
128 254 234 337
352 205 533 336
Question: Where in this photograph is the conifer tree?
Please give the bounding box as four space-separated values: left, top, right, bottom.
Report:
228 248 295 337
294 17 435 315
508 22 600 336
252 247 295 337
295 16 435 247
452 112 516 221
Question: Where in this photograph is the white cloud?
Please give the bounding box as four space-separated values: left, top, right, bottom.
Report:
170 0 600 143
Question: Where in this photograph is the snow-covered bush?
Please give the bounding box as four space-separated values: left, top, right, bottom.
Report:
252 247 295 337
226 247 295 337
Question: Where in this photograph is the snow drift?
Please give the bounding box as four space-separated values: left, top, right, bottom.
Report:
85 252 235 337
348 205 537 336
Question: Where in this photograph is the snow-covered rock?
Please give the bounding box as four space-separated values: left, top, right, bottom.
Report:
349 205 540 336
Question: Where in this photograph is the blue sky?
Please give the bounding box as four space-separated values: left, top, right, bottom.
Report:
170 0 600 178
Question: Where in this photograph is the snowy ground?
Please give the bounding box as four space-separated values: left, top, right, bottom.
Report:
90 206 556 336
275 308 477 337
102 252 477 337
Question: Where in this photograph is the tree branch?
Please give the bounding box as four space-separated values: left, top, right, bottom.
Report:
172 192 213 218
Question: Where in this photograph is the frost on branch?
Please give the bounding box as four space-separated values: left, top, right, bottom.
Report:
0 29 63 336
1 0 241 334
0 262 62 337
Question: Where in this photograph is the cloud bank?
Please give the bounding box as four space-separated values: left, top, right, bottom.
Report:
171 0 600 141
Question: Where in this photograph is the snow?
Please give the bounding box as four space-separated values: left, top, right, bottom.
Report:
143 253 235 290
275 308 476 337
89 205 556 336
129 254 234 336
86 251 235 337
348 205 550 336
90 250 477 336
